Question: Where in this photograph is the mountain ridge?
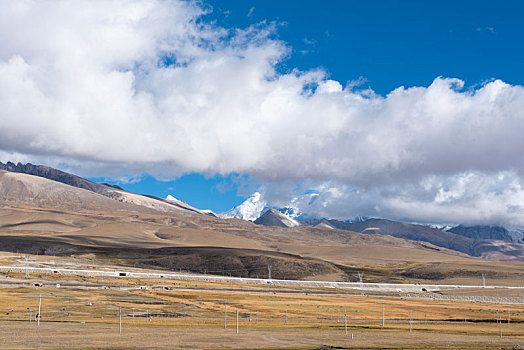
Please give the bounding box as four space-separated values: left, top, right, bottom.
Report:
3 164 524 262
301 217 524 261
253 208 300 228
447 224 518 242
0 162 204 216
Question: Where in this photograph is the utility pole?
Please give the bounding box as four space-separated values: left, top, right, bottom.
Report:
37 294 41 326
409 311 412 333
224 301 227 329
358 272 364 289
25 256 29 278
236 309 239 334
482 273 486 288
268 264 272 280
382 303 385 327
345 314 348 335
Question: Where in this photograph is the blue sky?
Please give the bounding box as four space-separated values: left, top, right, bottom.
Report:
205 0 524 94
3 1 524 224
89 0 524 213
89 173 250 212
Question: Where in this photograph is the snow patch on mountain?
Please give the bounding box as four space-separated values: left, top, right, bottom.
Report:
165 194 179 202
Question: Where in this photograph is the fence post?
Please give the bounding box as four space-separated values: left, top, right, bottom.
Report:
382 303 385 327
37 294 41 326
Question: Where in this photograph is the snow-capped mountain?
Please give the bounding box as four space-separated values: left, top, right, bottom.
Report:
279 193 319 219
223 192 267 221
224 191 524 252
223 191 317 221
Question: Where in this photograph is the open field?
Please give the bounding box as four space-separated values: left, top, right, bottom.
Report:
1 192 524 348
0 258 523 349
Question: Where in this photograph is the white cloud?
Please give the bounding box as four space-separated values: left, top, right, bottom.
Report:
0 1 524 225
260 172 524 227
476 27 495 33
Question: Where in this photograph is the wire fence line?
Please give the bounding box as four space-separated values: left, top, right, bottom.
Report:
401 293 524 305
1 294 522 327
1 311 521 329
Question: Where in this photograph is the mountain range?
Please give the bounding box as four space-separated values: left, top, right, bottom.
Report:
224 190 524 260
0 161 523 287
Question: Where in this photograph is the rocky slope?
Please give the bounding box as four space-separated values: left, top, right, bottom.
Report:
253 208 300 228
448 225 514 242
302 218 524 261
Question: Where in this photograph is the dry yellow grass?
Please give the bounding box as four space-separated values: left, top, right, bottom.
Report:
0 269 522 349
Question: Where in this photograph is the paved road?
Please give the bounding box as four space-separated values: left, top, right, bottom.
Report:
1 265 523 293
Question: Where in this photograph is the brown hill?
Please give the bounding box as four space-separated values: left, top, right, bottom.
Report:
342 218 473 254
0 169 204 217
0 170 143 213
303 218 524 261
0 169 523 283
0 162 204 215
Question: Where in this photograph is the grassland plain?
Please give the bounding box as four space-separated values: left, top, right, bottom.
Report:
0 195 523 349
0 264 523 349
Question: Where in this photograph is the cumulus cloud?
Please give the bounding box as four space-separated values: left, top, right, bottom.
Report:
1 0 524 225
285 172 524 227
